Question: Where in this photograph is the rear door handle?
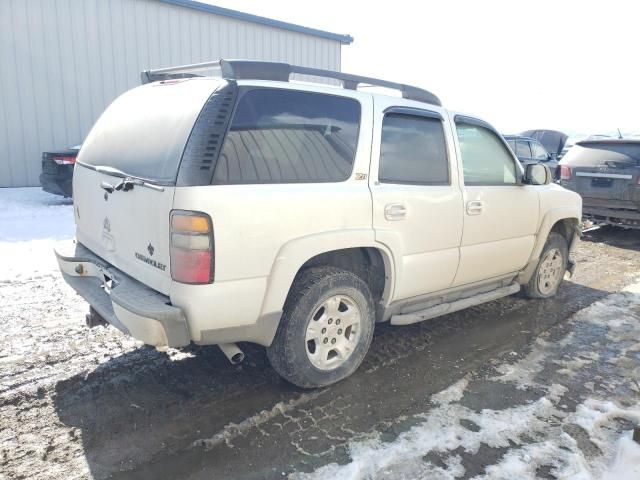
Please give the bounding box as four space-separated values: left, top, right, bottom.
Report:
466 200 484 215
384 203 407 221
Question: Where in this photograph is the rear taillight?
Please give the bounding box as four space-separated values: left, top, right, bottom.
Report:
53 155 77 165
170 211 214 284
560 165 572 180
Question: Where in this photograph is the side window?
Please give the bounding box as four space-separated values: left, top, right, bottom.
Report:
516 140 532 158
214 89 361 184
530 141 549 160
379 114 449 184
455 122 517 185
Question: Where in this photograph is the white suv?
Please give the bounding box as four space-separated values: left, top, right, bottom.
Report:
56 60 582 388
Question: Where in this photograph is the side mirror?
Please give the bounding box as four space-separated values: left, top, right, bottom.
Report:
524 163 551 185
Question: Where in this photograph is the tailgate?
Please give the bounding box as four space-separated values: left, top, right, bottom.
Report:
73 164 175 294
572 165 638 201
561 141 640 202
71 77 224 295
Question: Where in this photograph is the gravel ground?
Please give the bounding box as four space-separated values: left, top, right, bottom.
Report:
1 188 639 479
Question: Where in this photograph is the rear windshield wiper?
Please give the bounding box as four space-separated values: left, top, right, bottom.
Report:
100 177 165 193
92 165 165 193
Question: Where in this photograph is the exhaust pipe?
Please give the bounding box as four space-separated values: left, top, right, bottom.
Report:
219 343 245 364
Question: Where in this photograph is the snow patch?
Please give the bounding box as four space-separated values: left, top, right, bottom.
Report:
0 188 74 282
602 435 640 480
492 338 549 388
431 376 469 405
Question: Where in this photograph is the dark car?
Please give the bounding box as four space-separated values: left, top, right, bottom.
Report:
40 144 80 197
520 129 568 160
504 134 559 178
559 139 640 229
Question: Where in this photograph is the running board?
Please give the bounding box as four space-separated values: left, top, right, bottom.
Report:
390 282 521 326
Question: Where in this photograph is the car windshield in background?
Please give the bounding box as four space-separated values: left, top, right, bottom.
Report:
561 141 640 167
214 89 361 184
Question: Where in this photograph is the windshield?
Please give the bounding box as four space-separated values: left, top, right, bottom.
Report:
78 78 222 183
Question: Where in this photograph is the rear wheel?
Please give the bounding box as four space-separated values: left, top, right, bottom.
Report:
267 267 375 388
524 232 568 298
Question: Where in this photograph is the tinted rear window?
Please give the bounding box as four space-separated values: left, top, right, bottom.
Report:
214 89 361 184
561 142 640 167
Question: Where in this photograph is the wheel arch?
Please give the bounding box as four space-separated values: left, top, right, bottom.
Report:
517 207 581 284
259 231 395 324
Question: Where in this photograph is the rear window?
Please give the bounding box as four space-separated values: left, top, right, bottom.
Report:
561 142 640 167
214 89 361 184
79 79 220 183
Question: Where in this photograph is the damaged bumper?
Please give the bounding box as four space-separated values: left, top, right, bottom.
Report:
55 242 190 348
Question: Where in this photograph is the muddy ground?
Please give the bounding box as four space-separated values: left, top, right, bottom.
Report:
1 226 639 479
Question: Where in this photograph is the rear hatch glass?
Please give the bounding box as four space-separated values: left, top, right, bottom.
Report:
79 78 221 184
561 141 640 201
73 78 220 293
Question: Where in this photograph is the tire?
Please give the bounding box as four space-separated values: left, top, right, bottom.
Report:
523 232 569 299
267 267 375 388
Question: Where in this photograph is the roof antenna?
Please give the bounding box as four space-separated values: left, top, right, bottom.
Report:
617 128 623 139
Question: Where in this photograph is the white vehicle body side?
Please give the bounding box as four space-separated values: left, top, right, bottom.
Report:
59 76 582 349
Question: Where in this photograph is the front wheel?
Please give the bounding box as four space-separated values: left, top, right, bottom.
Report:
267 267 375 388
523 232 569 298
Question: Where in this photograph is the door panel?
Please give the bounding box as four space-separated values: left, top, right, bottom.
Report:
372 185 463 299
451 115 539 286
453 185 539 285
370 98 464 302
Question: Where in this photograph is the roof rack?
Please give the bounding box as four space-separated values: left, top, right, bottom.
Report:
141 59 442 107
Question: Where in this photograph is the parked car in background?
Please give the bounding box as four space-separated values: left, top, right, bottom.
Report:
40 145 81 198
559 139 640 229
520 129 568 159
504 135 559 178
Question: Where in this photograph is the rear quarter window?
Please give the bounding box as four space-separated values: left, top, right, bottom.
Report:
213 89 361 184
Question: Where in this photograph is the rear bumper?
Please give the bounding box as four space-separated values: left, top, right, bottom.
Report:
40 172 73 197
55 242 190 347
583 204 640 229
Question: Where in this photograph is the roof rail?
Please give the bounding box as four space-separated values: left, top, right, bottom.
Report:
141 59 442 107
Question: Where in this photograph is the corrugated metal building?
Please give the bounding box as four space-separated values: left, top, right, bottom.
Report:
0 0 352 188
